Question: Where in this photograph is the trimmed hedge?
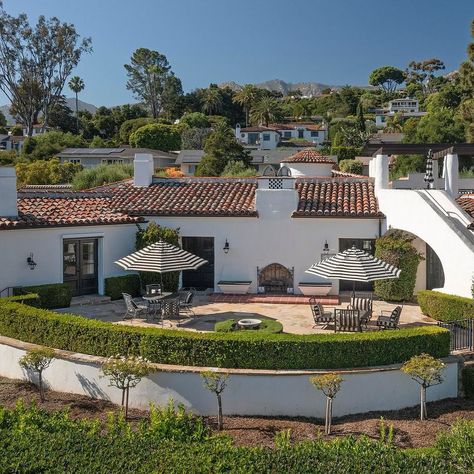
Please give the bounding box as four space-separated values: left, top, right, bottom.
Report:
462 366 474 399
215 318 283 334
0 300 449 370
418 290 474 322
104 275 141 300
13 283 72 309
2 293 40 306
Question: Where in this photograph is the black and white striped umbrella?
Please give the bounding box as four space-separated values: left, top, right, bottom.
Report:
115 240 208 274
424 149 434 189
306 246 401 290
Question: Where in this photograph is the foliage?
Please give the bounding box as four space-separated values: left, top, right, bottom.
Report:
3 404 474 472
129 123 181 151
250 96 283 125
463 366 474 399
233 84 258 126
412 107 465 143
196 127 251 176
310 373 343 434
0 4 91 135
390 154 425 180
215 318 283 334
180 127 212 149
368 66 405 92
417 290 474 321
0 150 18 165
19 348 55 401
179 112 211 129
104 275 141 300
135 222 180 292
119 117 154 144
330 145 361 162
71 163 133 190
101 354 153 418
220 160 257 177
201 371 228 430
10 125 23 136
0 300 450 370
48 97 77 133
13 283 72 309
374 230 423 302
406 58 446 95
68 76 85 132
16 158 82 187
338 159 363 175
2 293 39 305
21 131 86 161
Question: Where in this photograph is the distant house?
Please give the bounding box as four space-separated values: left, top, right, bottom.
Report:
374 97 426 129
235 122 327 150
57 147 177 169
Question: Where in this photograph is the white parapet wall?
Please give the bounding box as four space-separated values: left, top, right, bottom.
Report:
0 337 459 417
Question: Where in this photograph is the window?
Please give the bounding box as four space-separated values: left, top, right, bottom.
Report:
298 129 304 139
188 165 196 174
241 133 245 138
66 158 81 165
310 131 319 137
101 159 124 165
283 131 292 138
262 133 270 141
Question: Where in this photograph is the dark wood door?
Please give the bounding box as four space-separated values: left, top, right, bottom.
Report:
181 237 214 290
338 238 376 292
426 244 445 290
63 239 98 296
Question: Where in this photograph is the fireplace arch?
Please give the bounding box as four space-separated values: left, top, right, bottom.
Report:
257 263 294 294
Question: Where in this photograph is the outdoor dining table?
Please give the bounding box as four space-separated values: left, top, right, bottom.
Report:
142 292 173 318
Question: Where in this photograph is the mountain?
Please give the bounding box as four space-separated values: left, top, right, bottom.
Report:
219 79 338 96
0 98 97 124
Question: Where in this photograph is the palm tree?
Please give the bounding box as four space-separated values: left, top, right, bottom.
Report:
68 76 85 133
250 96 281 126
232 84 257 126
201 86 223 115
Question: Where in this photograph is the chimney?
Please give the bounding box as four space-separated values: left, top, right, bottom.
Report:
133 153 154 187
0 166 18 217
256 177 298 218
374 154 389 193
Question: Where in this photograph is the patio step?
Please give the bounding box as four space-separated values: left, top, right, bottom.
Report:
208 294 340 305
70 295 112 307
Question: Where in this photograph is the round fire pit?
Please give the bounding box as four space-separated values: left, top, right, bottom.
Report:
237 318 262 329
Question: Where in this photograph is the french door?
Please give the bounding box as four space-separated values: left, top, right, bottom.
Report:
181 237 215 290
63 239 99 296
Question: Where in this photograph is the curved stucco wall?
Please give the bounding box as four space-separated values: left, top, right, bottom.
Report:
0 337 459 417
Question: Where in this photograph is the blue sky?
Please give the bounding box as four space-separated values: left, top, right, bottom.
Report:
2 0 473 106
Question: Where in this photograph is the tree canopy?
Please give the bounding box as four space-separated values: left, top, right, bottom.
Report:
368 66 405 92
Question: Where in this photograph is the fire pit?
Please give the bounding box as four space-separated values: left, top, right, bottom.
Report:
237 318 262 329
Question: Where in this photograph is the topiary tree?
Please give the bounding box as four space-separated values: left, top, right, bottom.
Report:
135 222 180 292
19 348 55 401
201 371 228 431
401 353 445 421
129 123 181 151
309 373 343 435
338 159 363 175
374 230 424 302
101 355 153 419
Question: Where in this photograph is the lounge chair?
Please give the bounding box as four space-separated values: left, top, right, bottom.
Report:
333 308 362 332
376 306 402 330
309 297 333 328
122 293 149 320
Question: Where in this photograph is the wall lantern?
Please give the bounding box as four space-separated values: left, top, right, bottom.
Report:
223 239 230 254
323 240 329 253
26 253 37 270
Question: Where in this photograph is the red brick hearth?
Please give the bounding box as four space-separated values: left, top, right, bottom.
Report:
208 294 340 305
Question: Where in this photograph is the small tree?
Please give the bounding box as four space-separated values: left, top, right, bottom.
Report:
310 373 343 435
401 353 445 421
201 371 228 431
19 348 55 402
101 355 153 419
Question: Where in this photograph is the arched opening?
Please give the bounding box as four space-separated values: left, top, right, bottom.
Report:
257 263 294 294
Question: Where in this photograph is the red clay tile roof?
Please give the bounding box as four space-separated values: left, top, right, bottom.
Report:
294 179 382 218
110 178 258 217
240 126 278 133
282 148 335 164
0 193 143 230
331 169 367 178
457 194 474 228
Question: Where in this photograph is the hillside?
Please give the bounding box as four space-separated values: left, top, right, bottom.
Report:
219 79 338 96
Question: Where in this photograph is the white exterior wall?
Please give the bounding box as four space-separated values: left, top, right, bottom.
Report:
282 162 334 177
0 224 138 293
0 339 459 417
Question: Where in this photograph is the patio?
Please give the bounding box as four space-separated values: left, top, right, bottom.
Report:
57 295 435 335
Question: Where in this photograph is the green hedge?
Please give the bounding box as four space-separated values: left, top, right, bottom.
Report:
462 366 474 399
13 283 72 309
0 300 449 370
215 318 283 334
104 275 141 300
2 293 40 306
1 404 474 473
418 290 474 322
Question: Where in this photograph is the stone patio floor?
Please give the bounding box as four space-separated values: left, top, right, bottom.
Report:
57 296 436 335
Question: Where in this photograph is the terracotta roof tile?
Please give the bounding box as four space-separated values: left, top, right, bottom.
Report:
0 194 143 230
282 148 335 164
457 194 474 228
293 179 382 218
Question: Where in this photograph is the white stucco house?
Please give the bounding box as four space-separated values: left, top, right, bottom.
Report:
375 97 427 129
0 146 473 299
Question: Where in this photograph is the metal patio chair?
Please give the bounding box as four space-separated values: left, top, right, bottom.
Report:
376 305 403 330
309 297 333 329
122 292 149 320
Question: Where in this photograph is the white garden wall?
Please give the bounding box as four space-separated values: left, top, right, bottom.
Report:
0 337 459 418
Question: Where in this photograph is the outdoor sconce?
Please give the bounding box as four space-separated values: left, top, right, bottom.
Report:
323 240 329 253
223 239 230 254
26 253 37 270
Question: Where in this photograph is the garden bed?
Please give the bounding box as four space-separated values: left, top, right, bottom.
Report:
1 376 472 449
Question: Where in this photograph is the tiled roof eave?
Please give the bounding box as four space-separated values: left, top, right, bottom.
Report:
0 218 145 231
135 212 259 218
291 212 385 219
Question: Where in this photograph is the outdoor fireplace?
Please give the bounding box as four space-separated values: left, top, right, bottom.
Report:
257 263 294 294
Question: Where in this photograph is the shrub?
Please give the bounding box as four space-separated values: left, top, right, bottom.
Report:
2 293 40 306
462 366 474 399
104 275 141 300
71 163 134 190
0 300 450 370
201 371 228 430
16 158 82 187
19 348 55 401
129 123 181 151
374 230 423 302
13 283 72 309
330 145 361 162
179 112 211 129
215 318 283 334
119 117 154 144
310 373 343 434
338 159 363 175
417 290 474 321
21 131 86 161
220 160 257 177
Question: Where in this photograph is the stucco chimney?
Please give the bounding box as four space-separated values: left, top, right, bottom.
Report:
374 154 389 193
0 166 18 217
133 153 154 187
256 177 299 218
444 153 459 198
